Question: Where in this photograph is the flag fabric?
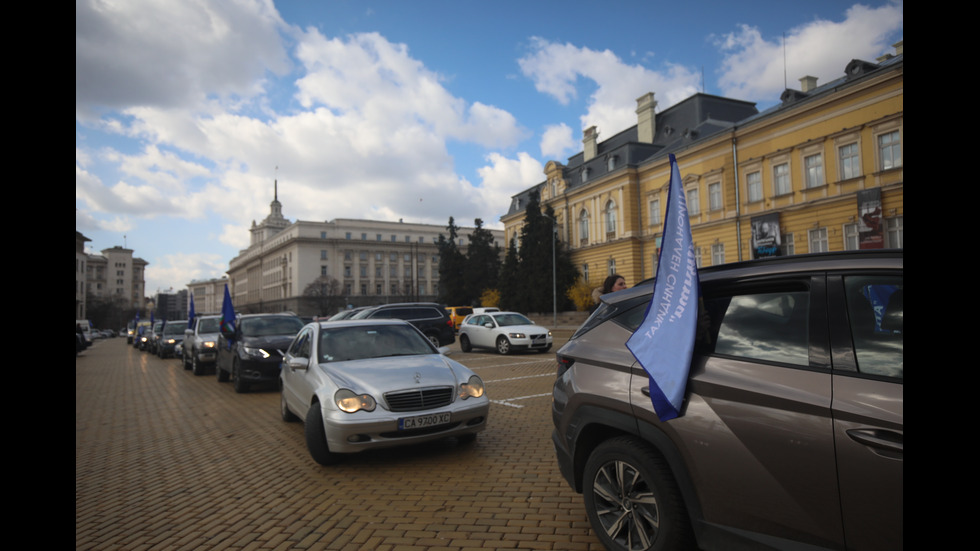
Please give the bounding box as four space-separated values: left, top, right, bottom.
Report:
220 284 237 348
626 154 700 422
188 293 196 329
150 310 155 324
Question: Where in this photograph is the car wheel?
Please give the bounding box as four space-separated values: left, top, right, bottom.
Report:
583 436 694 551
460 334 472 353
216 361 229 382
496 336 511 355
232 359 249 393
427 334 441 348
183 352 191 370
305 403 340 465
192 354 206 376
280 383 299 422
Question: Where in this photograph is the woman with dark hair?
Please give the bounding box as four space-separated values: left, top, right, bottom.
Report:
591 274 627 310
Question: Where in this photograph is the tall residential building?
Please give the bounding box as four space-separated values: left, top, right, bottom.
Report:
84 245 149 311
226 185 503 316
76 232 91 319
503 44 903 288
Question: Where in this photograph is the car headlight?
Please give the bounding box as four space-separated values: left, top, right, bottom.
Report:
244 346 270 359
203 341 216 349
548 331 553 337
335 389 377 413
508 332 526 339
459 375 485 399
166 338 176 344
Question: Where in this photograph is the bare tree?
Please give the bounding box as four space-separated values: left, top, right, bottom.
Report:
303 276 344 317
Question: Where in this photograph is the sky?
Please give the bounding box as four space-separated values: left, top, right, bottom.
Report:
76 0 903 294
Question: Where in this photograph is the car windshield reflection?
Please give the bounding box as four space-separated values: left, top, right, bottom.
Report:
319 325 433 363
492 314 532 327
240 317 304 337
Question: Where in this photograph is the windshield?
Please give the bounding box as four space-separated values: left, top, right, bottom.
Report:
198 318 220 333
239 316 304 337
162 322 187 335
318 324 433 363
492 313 532 327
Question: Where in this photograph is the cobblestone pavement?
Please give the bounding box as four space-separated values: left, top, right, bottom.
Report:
76 335 605 551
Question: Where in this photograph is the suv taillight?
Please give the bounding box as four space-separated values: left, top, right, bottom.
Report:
556 354 575 377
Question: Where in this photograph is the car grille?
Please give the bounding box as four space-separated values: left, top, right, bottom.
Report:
384 387 454 412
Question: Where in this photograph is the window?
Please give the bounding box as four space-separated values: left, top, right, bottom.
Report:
320 231 327 239
844 223 860 250
706 289 810 366
582 264 590 283
578 209 590 244
345 232 351 240
694 247 703 268
375 267 382 278
405 236 411 243
843 275 903 378
709 182 723 210
804 154 824 188
746 172 761 203
375 252 382 261
418 236 424 243
376 234 382 241
391 234 397 242
607 258 616 275
344 266 352 278
781 233 795 256
808 227 829 253
605 200 617 235
344 250 352 261
321 266 327 276
360 284 367 295
711 243 725 265
686 188 700 215
376 284 382 295
390 252 397 261
404 254 411 262
359 251 367 260
839 143 860 180
361 233 367 240
320 250 327 260
878 130 901 170
607 156 617 171
886 216 903 248
649 199 661 226
359 266 367 277
773 163 790 196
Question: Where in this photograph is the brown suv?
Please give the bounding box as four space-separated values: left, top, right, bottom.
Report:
552 250 903 551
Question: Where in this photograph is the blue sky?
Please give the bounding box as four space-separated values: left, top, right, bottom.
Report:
76 0 903 294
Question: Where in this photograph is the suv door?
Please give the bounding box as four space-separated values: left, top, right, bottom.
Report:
629 275 847 548
828 273 903 550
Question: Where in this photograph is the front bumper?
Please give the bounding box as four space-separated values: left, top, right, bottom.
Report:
509 333 553 350
321 399 489 453
237 357 284 384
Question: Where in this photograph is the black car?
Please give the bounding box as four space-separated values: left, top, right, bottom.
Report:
216 313 305 393
350 302 455 347
156 320 188 358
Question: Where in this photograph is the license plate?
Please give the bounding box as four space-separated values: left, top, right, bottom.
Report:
399 412 451 430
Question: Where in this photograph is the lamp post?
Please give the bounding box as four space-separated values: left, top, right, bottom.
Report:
542 213 557 328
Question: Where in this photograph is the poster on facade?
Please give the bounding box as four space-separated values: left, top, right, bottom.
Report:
751 213 781 258
857 188 883 249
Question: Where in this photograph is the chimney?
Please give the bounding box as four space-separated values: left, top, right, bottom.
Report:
583 126 598 161
635 92 657 144
799 75 818 93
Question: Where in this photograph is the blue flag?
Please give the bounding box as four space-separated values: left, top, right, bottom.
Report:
220 284 237 348
626 154 700 421
150 310 155 324
188 293 196 329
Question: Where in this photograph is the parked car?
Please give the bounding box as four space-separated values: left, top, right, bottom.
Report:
552 250 903 551
328 307 368 321
280 319 489 465
142 321 164 352
183 315 221 375
216 313 305 393
458 311 552 355
350 303 455 347
444 306 473 331
156 320 187 358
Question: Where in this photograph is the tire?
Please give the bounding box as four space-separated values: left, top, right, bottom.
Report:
192 354 206 376
280 382 299 422
427 334 441 348
496 336 511 355
216 361 229 382
232 359 249 393
305 403 340 465
460 334 472 353
583 436 694 551
183 352 192 370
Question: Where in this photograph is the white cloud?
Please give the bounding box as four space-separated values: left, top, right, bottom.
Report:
145 252 228 292
475 152 545 226
540 124 575 160
75 0 290 117
715 3 903 100
519 37 700 137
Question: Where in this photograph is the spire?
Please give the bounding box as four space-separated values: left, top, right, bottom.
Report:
274 178 278 202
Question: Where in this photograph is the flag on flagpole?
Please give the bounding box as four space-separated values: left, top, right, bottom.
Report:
626 154 700 422
220 284 237 349
188 293 196 329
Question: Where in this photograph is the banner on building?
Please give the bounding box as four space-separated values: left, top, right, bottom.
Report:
857 188 883 249
751 213 782 258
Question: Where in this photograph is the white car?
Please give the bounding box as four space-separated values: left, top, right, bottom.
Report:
458 311 552 355
280 319 489 465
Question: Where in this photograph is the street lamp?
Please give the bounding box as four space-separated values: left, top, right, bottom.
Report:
542 213 557 328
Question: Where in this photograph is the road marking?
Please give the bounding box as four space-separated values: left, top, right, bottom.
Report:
491 393 552 409
486 373 553 383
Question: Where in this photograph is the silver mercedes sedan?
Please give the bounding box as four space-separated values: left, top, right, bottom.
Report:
280 319 489 465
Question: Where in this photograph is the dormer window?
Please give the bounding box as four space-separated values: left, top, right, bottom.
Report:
607 156 618 171
582 167 591 183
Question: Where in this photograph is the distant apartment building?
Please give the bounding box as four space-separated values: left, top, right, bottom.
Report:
76 232 91 319
225 186 503 315
84 245 148 311
503 43 903 287
186 276 229 315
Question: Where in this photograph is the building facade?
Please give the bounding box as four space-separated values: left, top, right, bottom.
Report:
187 276 229 315
84 245 149 311
225 189 504 316
76 232 91 319
503 44 903 289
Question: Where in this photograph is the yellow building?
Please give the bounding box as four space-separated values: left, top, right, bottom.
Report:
502 44 903 288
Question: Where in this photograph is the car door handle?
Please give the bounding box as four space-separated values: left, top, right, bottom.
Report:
846 428 903 455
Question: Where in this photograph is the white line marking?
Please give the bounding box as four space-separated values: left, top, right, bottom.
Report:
490 393 552 409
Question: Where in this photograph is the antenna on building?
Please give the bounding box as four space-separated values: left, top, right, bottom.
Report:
782 32 787 90
274 165 279 201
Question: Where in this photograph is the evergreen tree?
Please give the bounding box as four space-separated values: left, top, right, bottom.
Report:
464 218 501 305
498 237 522 312
436 217 466 304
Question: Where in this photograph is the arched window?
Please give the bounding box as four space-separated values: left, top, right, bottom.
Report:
578 209 590 244
605 200 617 235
